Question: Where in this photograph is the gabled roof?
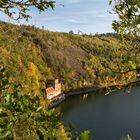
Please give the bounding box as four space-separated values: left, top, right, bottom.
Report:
45 87 55 94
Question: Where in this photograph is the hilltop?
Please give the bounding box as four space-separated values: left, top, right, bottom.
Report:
0 21 138 94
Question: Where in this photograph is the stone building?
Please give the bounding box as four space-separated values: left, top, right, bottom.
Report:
45 79 62 101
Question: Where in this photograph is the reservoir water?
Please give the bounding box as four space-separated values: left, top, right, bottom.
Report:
57 86 140 140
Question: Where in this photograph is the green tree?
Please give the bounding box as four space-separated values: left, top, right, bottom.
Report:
0 0 55 20
0 67 70 140
110 0 140 38
69 30 74 34
77 130 92 140
110 0 140 82
0 67 9 94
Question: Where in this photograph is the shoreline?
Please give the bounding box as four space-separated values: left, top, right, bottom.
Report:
48 79 140 109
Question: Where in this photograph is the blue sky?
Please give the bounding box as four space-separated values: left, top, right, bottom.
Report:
0 0 117 34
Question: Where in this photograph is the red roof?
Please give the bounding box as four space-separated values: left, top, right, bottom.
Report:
45 87 55 94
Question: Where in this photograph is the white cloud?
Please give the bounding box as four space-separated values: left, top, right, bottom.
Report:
67 0 81 4
66 19 85 25
67 19 79 23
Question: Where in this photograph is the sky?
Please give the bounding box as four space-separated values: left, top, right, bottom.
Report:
0 0 118 34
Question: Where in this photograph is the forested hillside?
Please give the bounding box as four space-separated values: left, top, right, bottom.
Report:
0 21 139 94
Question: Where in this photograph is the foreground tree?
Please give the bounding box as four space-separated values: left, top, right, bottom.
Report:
0 67 70 139
110 0 140 38
109 0 140 86
0 0 55 20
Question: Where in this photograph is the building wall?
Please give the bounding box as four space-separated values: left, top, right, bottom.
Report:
47 93 54 100
54 83 61 92
46 79 62 100
47 92 55 100
47 90 62 100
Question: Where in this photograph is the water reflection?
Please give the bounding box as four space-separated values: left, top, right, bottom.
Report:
56 86 140 140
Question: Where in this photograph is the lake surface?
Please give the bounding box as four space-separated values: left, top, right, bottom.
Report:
56 86 140 140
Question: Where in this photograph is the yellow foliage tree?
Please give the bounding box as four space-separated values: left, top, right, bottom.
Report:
24 62 46 107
